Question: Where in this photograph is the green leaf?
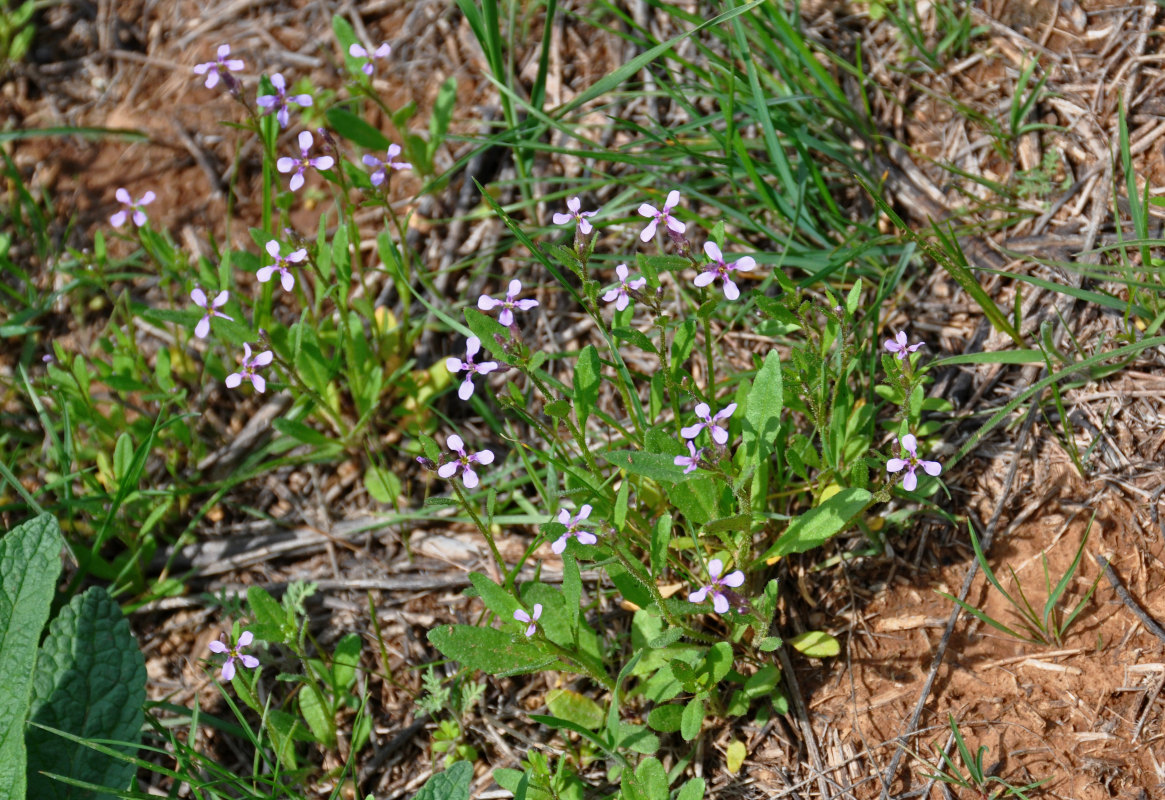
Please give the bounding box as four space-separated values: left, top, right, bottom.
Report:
463 308 512 363
743 350 782 465
602 450 691 484
326 107 390 150
428 76 457 157
247 586 293 643
467 573 520 619
632 757 668 800
754 488 872 564
677 777 706 800
789 631 840 658
545 689 604 730
411 760 473 800
647 627 684 649
612 327 657 354
573 345 600 427
646 704 684 733
0 513 63 800
427 625 560 676
298 683 334 747
743 665 781 699
112 433 133 484
26 586 146 800
364 466 401 504
680 695 705 741
331 633 362 693
650 513 672 578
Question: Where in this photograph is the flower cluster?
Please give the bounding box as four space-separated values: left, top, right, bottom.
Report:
689 559 745 614
207 630 259 681
552 505 598 554
886 434 942 491
446 337 499 401
256 73 313 129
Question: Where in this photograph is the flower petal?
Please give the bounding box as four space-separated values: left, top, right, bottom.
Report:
195 317 210 339
639 219 657 242
462 468 479 488
664 190 680 210
208 640 228 653
474 449 494 465
446 357 464 373
225 372 242 388
116 187 131 204
252 351 274 366
532 604 542 621
688 587 709 604
703 241 722 261
722 570 745 588
708 559 724 578
251 374 266 393
693 271 716 288
297 130 313 151
712 592 729 614
886 458 907 473
723 280 740 301
900 434 918 456
478 294 500 310
902 470 918 492
551 535 567 554
921 460 942 477
458 378 475 401
466 336 481 358
446 434 464 452
577 532 597 546
694 402 711 418
552 213 571 225
221 659 236 681
437 463 458 478
679 423 703 439
240 654 260 669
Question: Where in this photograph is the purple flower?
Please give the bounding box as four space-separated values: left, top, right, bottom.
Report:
884 331 924 360
225 342 274 393
688 559 745 614
191 288 233 339
694 242 754 301
110 188 155 228
362 144 411 186
193 44 244 89
445 336 500 401
478 279 539 326
208 630 260 681
674 441 703 474
276 130 335 192
638 190 686 243
601 264 646 312
257 240 307 292
680 402 737 445
436 434 495 489
513 603 543 637
552 196 597 234
256 73 313 129
886 434 942 491
552 504 598 554
348 42 391 76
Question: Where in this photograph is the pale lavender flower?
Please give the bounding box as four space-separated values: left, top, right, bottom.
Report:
688 559 745 614
513 603 543 637
552 504 598 554
884 331 924 360
191 288 233 339
601 264 646 312
694 241 754 301
436 434 494 489
638 190 685 243
445 336 499 401
349 42 391 76
193 44 244 89
680 402 737 445
256 73 313 129
225 342 274 393
110 188 155 228
886 434 942 492
276 130 335 192
478 279 539 326
674 441 703 474
362 144 411 186
256 240 307 292
552 196 597 234
208 630 260 681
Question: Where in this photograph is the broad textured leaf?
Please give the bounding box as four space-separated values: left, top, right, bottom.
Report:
297 683 334 747
755 488 872 564
0 512 63 800
650 513 671 577
631 757 668 800
789 631 840 658
325 108 390 150
677 777 706 800
646 704 683 733
411 761 473 800
743 350 782 464
681 695 705 741
26 586 145 800
468 573 520 619
573 345 600 426
428 625 560 676
546 689 604 730
247 586 292 643
602 450 693 484
331 633 362 693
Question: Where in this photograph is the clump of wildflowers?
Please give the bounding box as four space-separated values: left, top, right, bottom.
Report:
638 190 685 243
681 402 737 445
552 196 598 234
348 42 390 75
602 264 646 312
257 240 306 292
256 73 313 129
478 279 539 326
674 441 703 474
277 130 335 192
884 331 924 360
695 242 753 301
362 144 411 186
110 188 155 228
552 505 598 554
193 44 244 90
437 434 494 489
208 630 259 681
192 288 232 339
688 559 745 614
886 434 942 491
225 343 274 393
445 336 499 401
514 604 542 637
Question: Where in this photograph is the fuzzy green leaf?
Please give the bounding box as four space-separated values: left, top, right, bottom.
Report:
546 689 604 731
428 625 560 676
573 345 600 427
411 761 473 800
754 488 872 564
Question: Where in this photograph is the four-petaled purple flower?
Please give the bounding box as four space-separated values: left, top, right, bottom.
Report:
208 630 260 681
225 342 274 393
348 42 391 75
276 130 335 192
884 331 924 360
602 264 646 312
552 196 597 234
256 73 313 129
680 402 737 445
110 187 155 228
638 190 686 243
192 288 233 339
513 604 542 637
552 504 598 554
674 441 703 474
688 559 745 614
478 279 539 326
257 240 307 292
445 336 499 401
362 144 411 186
193 44 244 89
886 434 942 491
437 434 495 489
695 242 754 301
